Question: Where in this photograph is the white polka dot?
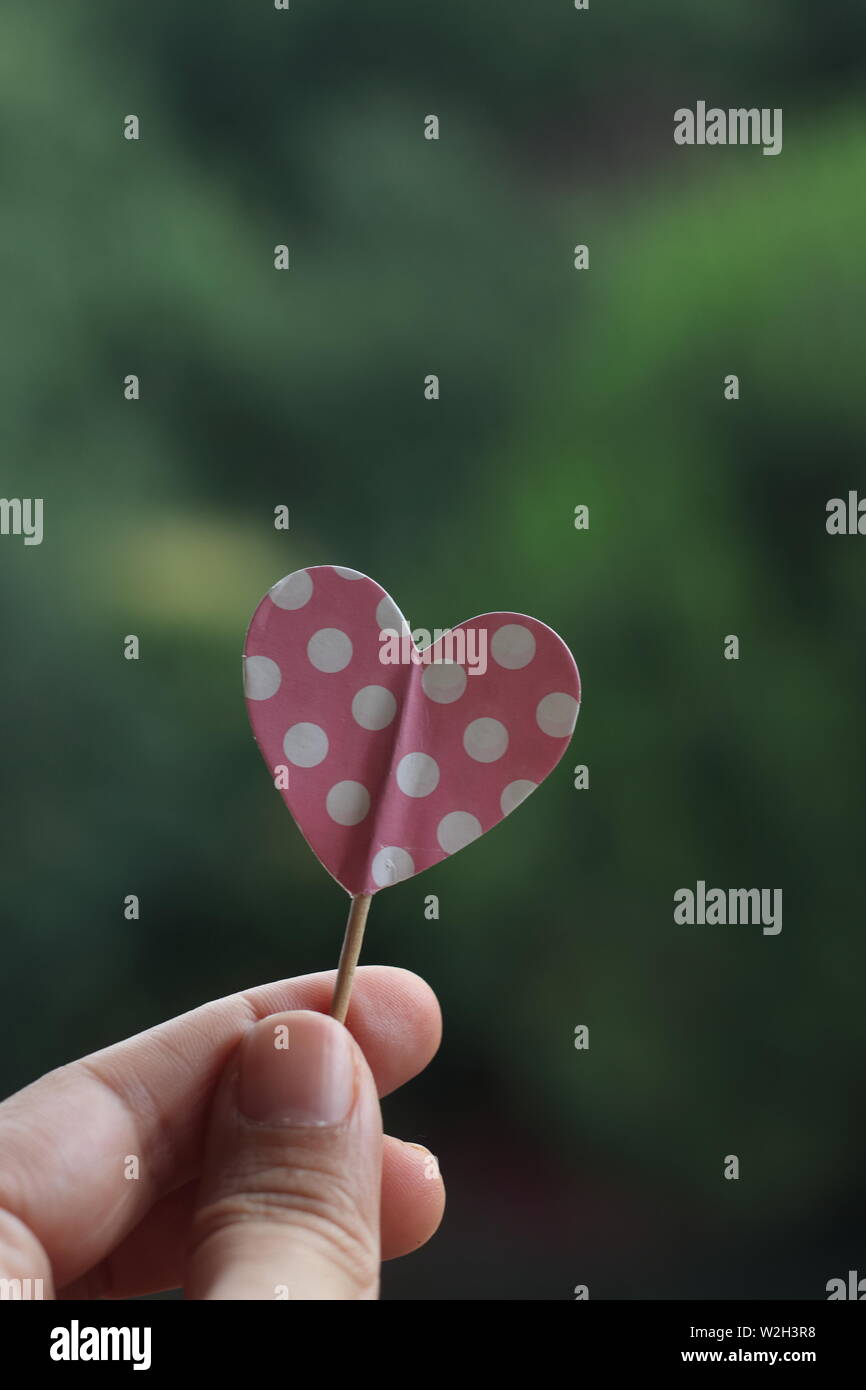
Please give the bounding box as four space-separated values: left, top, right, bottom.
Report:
283 723 329 768
307 628 352 673
352 685 397 731
491 623 536 670
437 811 483 854
536 692 579 738
334 567 364 579
371 846 415 887
500 780 537 816
244 655 281 700
422 661 467 704
326 781 370 826
463 717 509 763
270 569 313 610
376 594 410 635
396 751 440 798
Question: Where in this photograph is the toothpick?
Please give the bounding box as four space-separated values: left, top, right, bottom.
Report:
330 893 373 1024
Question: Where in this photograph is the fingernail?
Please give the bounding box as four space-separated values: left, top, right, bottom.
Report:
404 1142 431 1155
238 1010 355 1125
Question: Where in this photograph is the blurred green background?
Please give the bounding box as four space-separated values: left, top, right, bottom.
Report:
2 0 865 1299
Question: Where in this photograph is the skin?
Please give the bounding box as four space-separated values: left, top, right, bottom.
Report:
0 966 445 1300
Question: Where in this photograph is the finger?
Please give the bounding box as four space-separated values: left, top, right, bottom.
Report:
59 1137 445 1298
56 1183 194 1300
0 1208 54 1301
0 966 440 1289
379 1136 446 1259
186 1011 382 1300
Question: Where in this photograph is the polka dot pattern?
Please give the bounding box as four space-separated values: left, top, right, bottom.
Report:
437 811 482 854
491 623 536 670
326 780 370 826
270 570 313 610
464 717 509 763
422 661 467 704
536 692 579 738
376 594 409 635
372 846 415 887
244 568 580 895
500 779 537 816
307 627 353 673
396 752 440 798
244 655 281 701
283 722 329 768
352 685 397 731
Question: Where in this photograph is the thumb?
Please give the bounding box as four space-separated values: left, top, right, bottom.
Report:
186 1009 382 1300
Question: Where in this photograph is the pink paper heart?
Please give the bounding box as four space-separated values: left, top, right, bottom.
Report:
243 566 580 895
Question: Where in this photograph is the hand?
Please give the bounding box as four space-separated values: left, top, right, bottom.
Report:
0 966 444 1299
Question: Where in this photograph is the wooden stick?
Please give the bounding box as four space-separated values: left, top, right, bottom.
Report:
330 893 372 1024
